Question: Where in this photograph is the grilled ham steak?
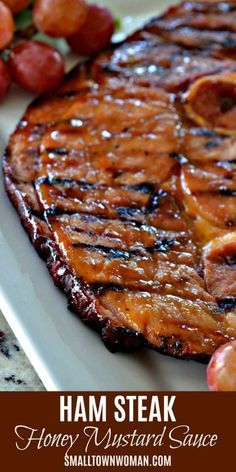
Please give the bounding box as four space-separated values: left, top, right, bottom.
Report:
3 1 236 362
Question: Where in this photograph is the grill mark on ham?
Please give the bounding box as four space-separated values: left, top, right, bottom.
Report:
3 1 236 361
36 176 156 195
70 239 175 256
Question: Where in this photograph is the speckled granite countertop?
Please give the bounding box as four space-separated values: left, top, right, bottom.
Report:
0 311 44 391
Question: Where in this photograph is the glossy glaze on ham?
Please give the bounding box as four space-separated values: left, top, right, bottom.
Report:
3 1 236 361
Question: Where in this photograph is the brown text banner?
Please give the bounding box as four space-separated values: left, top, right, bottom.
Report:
0 392 234 471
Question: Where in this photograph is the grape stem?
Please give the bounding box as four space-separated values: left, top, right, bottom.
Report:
12 23 37 45
0 24 37 60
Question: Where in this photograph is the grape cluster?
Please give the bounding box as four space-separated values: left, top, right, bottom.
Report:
0 0 115 100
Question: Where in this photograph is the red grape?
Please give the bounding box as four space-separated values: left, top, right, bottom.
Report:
9 40 65 94
2 0 31 14
33 0 88 38
0 1 14 49
207 341 236 391
0 56 11 101
67 4 115 56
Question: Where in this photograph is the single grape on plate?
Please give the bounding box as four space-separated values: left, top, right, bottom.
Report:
207 340 236 391
9 40 65 94
0 1 14 49
67 3 115 56
33 0 88 38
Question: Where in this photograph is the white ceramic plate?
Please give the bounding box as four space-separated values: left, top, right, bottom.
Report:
0 0 207 391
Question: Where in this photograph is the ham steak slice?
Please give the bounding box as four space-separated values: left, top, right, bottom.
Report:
3 2 236 362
